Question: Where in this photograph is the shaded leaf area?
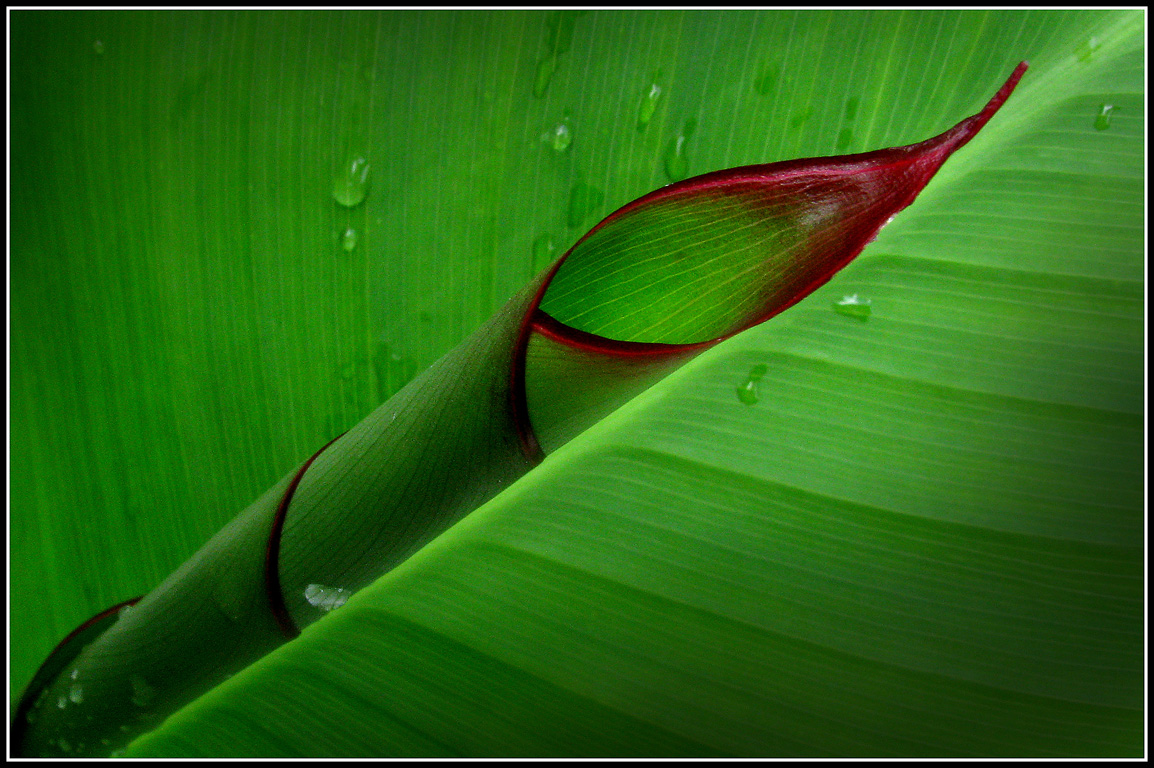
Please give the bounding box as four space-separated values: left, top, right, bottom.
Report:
523 314 701 454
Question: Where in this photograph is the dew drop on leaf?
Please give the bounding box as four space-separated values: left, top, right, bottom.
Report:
736 380 759 405
663 119 696 183
836 127 854 152
69 684 84 704
340 227 357 252
28 687 47 721
549 121 572 152
304 583 349 612
833 294 872 320
1094 103 1114 131
58 738 72 753
567 182 604 229
532 233 557 272
753 62 779 96
844 96 860 121
332 156 371 208
736 364 768 406
637 81 663 130
534 55 558 98
1076 36 1101 62
57 694 67 709
664 136 689 182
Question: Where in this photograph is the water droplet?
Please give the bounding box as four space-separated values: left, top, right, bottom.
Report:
836 127 854 152
664 119 696 181
545 10 583 56
736 380 758 405
736 364 767 406
753 62 779 96
1076 36 1101 63
129 674 156 708
548 121 572 152
637 80 663 130
58 738 72 753
304 583 349 612
532 234 557 272
118 603 134 620
833 293 872 320
567 182 604 229
790 106 814 129
332 156 371 208
93 40 104 55
664 134 689 182
844 96 860 121
70 667 80 679
57 694 67 708
28 688 47 721
373 342 419 400
69 684 84 704
340 227 357 252
534 55 558 98
1094 103 1114 131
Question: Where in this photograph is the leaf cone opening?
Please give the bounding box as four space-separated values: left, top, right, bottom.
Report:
519 62 1027 453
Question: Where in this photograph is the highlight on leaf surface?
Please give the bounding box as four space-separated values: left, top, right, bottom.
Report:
14 63 1029 757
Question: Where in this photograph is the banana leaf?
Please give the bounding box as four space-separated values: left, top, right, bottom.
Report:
8 9 1144 758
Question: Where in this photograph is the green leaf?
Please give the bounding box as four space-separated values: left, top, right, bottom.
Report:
10 9 1143 757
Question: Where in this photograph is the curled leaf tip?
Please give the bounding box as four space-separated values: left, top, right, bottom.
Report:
518 62 1027 451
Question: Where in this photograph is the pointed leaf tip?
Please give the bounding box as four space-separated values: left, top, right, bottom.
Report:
532 62 1029 348
520 63 1029 453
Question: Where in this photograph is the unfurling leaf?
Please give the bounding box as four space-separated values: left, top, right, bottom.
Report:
14 62 1027 757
